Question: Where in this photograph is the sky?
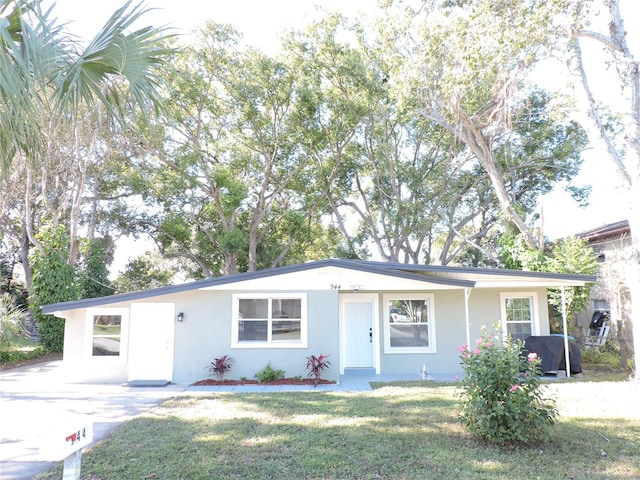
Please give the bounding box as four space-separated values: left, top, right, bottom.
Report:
50 0 371 52
49 0 633 246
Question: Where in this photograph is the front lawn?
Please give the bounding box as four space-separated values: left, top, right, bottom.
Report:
0 334 47 368
37 380 640 479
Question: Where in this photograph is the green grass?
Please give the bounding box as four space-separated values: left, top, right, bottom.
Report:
0 334 44 366
37 380 640 480
93 325 121 335
2 333 36 349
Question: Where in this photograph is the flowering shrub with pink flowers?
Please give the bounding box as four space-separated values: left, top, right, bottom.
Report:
457 326 557 445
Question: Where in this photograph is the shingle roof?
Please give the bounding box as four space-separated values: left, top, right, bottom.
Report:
576 220 630 242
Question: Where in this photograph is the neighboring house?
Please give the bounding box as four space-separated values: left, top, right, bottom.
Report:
576 220 632 346
42 259 595 385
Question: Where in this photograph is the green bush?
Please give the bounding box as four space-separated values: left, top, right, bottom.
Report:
458 327 557 445
254 362 285 383
0 293 27 348
35 316 65 353
29 225 83 353
0 346 45 364
581 348 620 369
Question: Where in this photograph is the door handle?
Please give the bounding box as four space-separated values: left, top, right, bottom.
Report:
369 328 372 343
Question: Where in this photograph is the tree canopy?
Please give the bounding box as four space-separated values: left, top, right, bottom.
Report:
0 1 610 334
0 0 174 171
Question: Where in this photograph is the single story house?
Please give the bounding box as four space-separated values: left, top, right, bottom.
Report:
41 259 596 385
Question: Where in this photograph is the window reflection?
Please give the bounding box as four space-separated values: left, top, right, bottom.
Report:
236 297 302 343
92 315 121 356
386 298 432 349
505 297 533 341
389 324 429 347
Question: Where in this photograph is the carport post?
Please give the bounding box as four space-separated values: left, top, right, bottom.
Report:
561 286 571 379
464 287 471 349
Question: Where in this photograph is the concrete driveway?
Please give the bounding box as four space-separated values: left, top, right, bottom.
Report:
0 360 186 480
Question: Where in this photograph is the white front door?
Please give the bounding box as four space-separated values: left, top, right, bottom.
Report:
128 303 175 382
341 295 377 370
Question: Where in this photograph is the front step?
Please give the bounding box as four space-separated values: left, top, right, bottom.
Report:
123 380 171 387
343 368 376 376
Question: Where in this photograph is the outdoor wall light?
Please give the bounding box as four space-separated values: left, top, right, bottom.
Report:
177 312 184 322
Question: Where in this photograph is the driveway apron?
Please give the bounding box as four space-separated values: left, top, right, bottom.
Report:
0 360 185 480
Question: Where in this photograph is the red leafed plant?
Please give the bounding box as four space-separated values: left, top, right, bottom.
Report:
306 354 331 387
209 355 233 380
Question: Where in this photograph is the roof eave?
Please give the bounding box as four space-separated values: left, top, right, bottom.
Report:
344 260 597 284
41 259 475 313
41 259 595 314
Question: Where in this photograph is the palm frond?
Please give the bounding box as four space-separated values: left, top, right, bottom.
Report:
0 0 176 172
56 0 176 119
0 0 50 169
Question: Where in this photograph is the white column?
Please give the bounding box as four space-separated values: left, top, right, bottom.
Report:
561 286 571 379
464 288 471 348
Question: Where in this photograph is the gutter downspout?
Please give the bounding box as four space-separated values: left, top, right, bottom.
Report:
465 287 471 348
561 286 571 379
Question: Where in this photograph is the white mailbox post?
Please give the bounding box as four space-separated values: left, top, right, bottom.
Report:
41 417 93 480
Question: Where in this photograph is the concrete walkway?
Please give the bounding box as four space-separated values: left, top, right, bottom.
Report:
0 360 455 479
187 372 456 393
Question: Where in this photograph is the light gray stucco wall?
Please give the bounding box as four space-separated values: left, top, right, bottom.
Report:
60 284 552 384
375 287 551 376
376 290 467 376
171 289 341 384
465 287 551 340
164 290 227 385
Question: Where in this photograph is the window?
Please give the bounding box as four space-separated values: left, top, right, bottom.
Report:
593 299 610 312
500 293 539 341
92 314 122 356
232 294 307 348
383 295 436 353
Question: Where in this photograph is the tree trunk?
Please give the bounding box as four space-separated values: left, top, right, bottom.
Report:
455 109 539 251
425 104 539 252
626 205 640 379
20 227 32 294
570 0 639 379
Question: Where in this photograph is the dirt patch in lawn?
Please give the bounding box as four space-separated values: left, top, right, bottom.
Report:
192 378 336 386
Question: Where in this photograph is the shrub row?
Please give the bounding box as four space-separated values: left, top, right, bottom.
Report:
209 354 331 386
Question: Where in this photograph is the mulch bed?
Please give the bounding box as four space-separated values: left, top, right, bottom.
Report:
192 377 336 386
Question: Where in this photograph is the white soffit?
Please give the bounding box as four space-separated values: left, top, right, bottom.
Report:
424 270 590 288
197 266 465 291
472 279 590 288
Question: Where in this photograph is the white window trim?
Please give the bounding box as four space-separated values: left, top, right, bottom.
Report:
499 292 539 339
231 293 308 349
383 294 436 354
85 307 129 361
